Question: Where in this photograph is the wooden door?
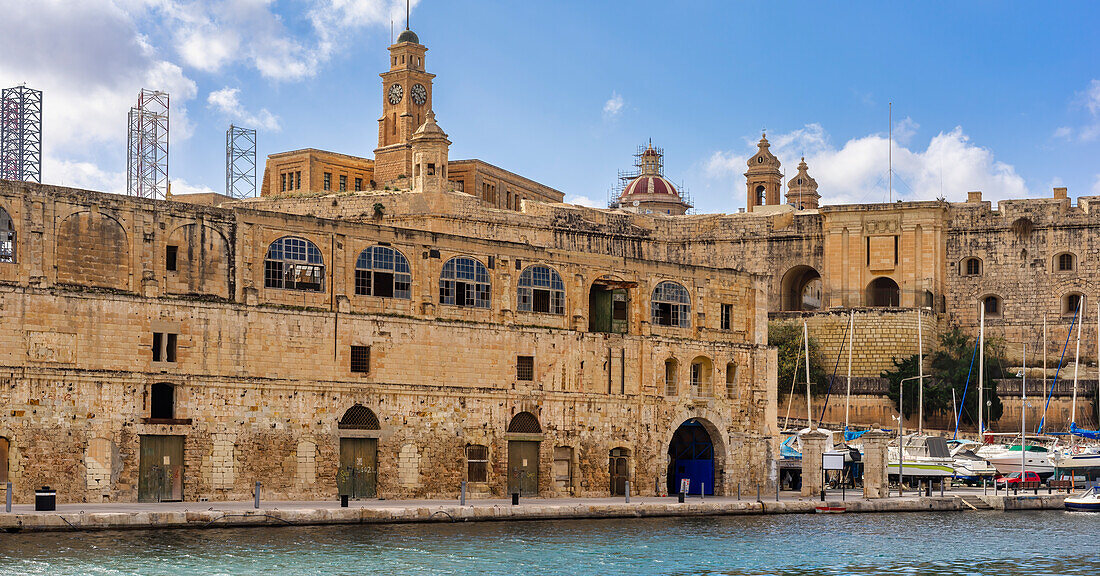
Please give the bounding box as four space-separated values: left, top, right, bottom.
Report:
338 438 378 499
0 437 8 484
138 435 184 502
610 449 629 496
508 441 539 496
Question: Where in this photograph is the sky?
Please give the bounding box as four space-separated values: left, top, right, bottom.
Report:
2 0 1099 214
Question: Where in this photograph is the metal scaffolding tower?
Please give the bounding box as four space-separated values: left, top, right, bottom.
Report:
126 89 169 199
0 85 43 183
226 124 257 198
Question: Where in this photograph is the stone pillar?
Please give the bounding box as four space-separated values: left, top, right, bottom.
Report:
800 430 827 498
861 429 891 499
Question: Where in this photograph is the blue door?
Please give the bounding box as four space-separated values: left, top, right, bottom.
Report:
668 420 715 495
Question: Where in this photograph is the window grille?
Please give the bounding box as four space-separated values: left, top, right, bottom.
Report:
355 246 411 299
517 265 565 314
517 355 534 381
351 345 370 373
507 411 541 433
651 281 691 327
338 405 380 430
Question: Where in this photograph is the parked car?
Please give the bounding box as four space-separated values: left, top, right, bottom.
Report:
995 471 1042 487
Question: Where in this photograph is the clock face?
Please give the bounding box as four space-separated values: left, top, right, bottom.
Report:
387 83 403 105
411 83 427 106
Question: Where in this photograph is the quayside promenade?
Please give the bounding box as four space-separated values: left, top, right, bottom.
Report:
0 488 1067 532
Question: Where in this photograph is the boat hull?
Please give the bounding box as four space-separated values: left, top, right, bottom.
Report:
887 461 954 478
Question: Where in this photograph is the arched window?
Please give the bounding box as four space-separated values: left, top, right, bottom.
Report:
982 295 1002 317
1063 293 1084 317
964 258 982 276
264 237 324 291
518 265 565 314
440 256 490 308
507 411 541 433
355 246 411 299
466 445 489 483
150 382 174 420
338 405 380 430
755 185 766 205
651 281 691 327
1056 252 1076 272
0 207 14 263
664 358 679 396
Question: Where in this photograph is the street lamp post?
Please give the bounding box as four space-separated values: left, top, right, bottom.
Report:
898 375 923 496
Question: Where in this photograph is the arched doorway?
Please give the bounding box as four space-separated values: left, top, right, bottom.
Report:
338 405 380 499
667 420 716 495
507 411 541 496
609 447 630 496
866 277 900 307
780 266 822 311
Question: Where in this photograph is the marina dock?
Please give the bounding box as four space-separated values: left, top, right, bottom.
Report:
0 489 1068 532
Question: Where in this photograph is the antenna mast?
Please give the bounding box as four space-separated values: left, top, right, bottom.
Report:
889 102 893 203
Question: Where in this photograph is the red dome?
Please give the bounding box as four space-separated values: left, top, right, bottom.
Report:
621 175 679 198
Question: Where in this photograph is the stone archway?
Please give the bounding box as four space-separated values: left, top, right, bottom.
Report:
666 418 724 496
780 265 823 311
866 277 900 307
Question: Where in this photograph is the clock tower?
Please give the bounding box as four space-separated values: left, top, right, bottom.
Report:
374 26 435 187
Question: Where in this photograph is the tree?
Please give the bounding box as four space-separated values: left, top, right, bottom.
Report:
881 325 1004 427
769 321 829 397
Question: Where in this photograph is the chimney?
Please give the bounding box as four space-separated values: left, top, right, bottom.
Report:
1054 187 1068 200
967 191 982 203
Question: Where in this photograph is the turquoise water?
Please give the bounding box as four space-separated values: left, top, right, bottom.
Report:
1 511 1097 575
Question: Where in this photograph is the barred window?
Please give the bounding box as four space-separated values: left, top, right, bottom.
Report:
439 256 490 308
264 236 325 292
351 345 370 373
517 265 565 314
355 246 411 299
720 303 732 330
517 355 534 381
466 445 489 482
651 281 691 327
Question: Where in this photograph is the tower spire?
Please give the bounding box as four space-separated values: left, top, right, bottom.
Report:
406 0 410 30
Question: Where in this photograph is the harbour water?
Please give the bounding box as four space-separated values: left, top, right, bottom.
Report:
1 511 1097 575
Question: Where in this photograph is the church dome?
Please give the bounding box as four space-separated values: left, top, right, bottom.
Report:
621 174 679 199
397 29 419 44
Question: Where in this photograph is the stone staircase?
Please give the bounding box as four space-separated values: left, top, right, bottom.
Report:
957 494 993 510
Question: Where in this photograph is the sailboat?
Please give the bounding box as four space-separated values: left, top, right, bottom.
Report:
1051 301 1100 471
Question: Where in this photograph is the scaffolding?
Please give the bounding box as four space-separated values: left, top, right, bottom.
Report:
0 85 43 183
606 143 693 213
226 124 257 198
126 89 169 199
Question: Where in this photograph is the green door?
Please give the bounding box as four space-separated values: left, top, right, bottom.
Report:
508 440 540 496
338 438 378 499
138 435 184 502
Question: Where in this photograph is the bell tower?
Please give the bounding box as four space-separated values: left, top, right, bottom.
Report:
785 157 820 210
745 133 782 210
374 25 435 187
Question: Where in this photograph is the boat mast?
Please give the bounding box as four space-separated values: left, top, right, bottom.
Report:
1071 303 1082 432
1021 343 1027 478
783 330 803 431
804 321 814 430
978 305 984 438
918 308 924 435
845 311 854 432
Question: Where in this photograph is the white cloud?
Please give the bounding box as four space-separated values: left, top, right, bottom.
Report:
603 92 624 119
1093 174 1100 195
1087 79 1100 116
1053 126 1074 140
170 178 219 196
1057 79 1100 142
705 122 1029 207
565 194 601 208
208 87 281 131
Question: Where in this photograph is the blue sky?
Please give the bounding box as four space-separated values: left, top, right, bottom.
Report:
2 0 1099 213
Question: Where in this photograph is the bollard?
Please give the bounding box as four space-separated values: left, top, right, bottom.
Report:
756 485 760 502
5 482 10 513
940 481 944 497
678 491 685 503
925 481 931 497
701 483 705 501
775 483 779 502
984 478 988 495
625 481 630 504
737 483 740 501
460 481 467 506
340 494 349 507
254 481 261 509
511 492 519 506
1047 483 1051 495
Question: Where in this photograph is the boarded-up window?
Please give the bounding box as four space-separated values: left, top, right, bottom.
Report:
867 235 896 271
